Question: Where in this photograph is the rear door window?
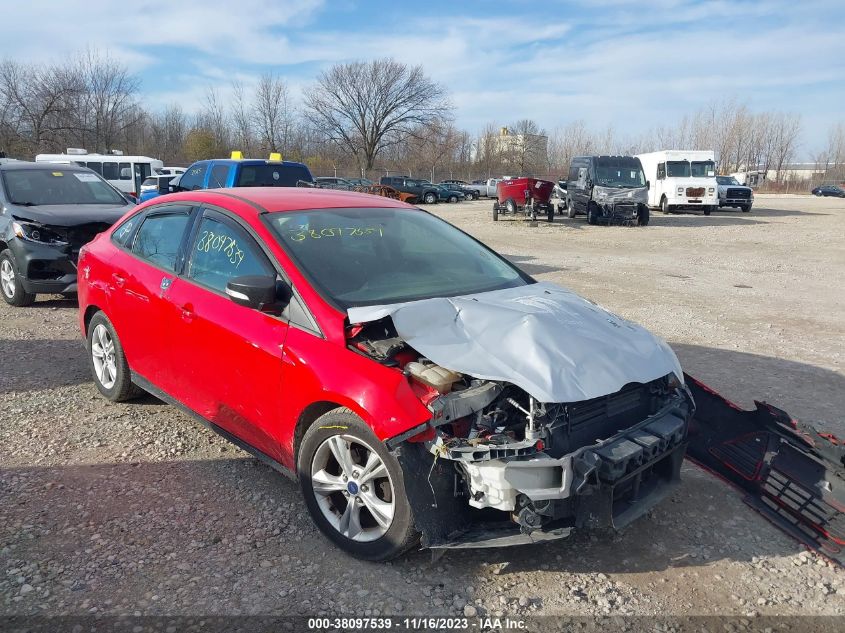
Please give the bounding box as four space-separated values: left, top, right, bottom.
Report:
131 208 193 272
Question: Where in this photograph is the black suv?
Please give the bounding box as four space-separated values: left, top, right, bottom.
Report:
379 176 439 204
0 162 135 306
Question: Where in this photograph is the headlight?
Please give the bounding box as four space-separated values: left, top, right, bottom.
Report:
12 221 69 246
677 187 684 194
708 187 715 193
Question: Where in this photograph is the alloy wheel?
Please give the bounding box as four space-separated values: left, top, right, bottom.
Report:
91 323 118 389
0 259 15 298
310 434 396 542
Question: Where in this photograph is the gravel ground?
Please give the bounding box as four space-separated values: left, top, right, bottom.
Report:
1 195 844 623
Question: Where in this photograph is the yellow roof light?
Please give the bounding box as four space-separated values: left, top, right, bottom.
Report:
230 150 243 160
268 152 282 162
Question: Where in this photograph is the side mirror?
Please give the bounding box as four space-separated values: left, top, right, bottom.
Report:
124 193 138 204
225 275 287 312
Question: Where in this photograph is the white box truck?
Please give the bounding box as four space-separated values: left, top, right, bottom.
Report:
636 150 718 215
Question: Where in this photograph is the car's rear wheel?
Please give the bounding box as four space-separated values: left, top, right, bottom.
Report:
87 312 143 402
298 409 418 561
448 195 458 203
505 198 516 214
0 250 35 307
423 192 437 204
567 199 576 218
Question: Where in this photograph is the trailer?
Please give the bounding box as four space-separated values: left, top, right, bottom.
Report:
492 177 556 222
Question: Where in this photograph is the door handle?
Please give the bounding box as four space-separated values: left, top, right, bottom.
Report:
112 273 125 288
180 303 195 323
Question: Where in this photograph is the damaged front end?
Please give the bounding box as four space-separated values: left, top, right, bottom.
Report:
348 313 693 549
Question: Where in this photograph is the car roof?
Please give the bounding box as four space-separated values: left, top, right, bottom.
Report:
149 187 416 216
0 161 91 172
193 158 309 168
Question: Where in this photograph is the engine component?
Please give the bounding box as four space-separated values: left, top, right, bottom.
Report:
406 361 461 394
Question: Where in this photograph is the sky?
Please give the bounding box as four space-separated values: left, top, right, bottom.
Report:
2 0 843 157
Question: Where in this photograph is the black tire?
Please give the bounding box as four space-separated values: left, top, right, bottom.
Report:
547 206 555 223
660 197 670 214
567 198 576 218
638 205 650 226
740 205 751 212
298 409 418 561
0 249 36 307
423 192 437 204
470 191 479 200
448 195 458 203
492 202 499 221
587 203 599 225
703 206 712 216
505 198 517 215
86 311 144 402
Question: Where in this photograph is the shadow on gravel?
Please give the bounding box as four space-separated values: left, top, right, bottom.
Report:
0 338 89 394
503 254 570 276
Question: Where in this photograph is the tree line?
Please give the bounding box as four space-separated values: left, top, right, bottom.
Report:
1 51 839 187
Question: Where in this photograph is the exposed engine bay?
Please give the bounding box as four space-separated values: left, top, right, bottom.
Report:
347 316 693 548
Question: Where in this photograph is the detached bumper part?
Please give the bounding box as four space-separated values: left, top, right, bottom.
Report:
685 373 845 566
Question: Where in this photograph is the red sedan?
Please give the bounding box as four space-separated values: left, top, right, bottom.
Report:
78 187 695 561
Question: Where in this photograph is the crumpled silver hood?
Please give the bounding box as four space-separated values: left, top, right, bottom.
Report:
347 282 683 403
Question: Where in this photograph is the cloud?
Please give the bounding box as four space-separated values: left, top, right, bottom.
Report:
0 0 842 153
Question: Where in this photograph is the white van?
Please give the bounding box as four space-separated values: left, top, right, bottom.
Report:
35 149 164 198
636 150 718 215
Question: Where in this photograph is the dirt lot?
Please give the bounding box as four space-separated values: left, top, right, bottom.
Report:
1 195 844 623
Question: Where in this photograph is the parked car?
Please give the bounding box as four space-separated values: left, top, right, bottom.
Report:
812 184 845 197
379 176 439 204
716 175 753 212
315 177 354 190
438 182 478 200
464 178 500 198
143 153 313 202
139 174 178 202
566 156 650 225
157 167 186 176
433 184 465 203
0 161 136 306
346 177 374 187
77 186 698 561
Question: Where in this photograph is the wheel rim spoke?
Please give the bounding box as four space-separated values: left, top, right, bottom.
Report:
338 498 363 539
359 490 394 530
92 324 116 388
359 450 387 485
327 435 355 477
311 469 346 496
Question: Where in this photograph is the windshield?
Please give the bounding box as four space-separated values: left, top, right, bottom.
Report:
666 161 690 178
716 176 739 185
236 164 312 187
691 161 716 177
266 208 529 309
595 164 646 188
2 169 127 206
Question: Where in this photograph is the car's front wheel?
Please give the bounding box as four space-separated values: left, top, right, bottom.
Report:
0 249 35 307
298 409 418 561
87 312 143 401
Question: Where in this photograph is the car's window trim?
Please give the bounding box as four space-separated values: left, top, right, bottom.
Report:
259 206 536 314
110 202 195 258
128 205 197 274
180 203 322 336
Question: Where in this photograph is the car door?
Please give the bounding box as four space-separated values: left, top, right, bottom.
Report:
163 207 290 460
574 165 589 213
106 204 195 389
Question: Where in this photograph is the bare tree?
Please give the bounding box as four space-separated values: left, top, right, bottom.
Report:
252 73 292 155
303 58 450 172
230 80 254 156
501 119 547 175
